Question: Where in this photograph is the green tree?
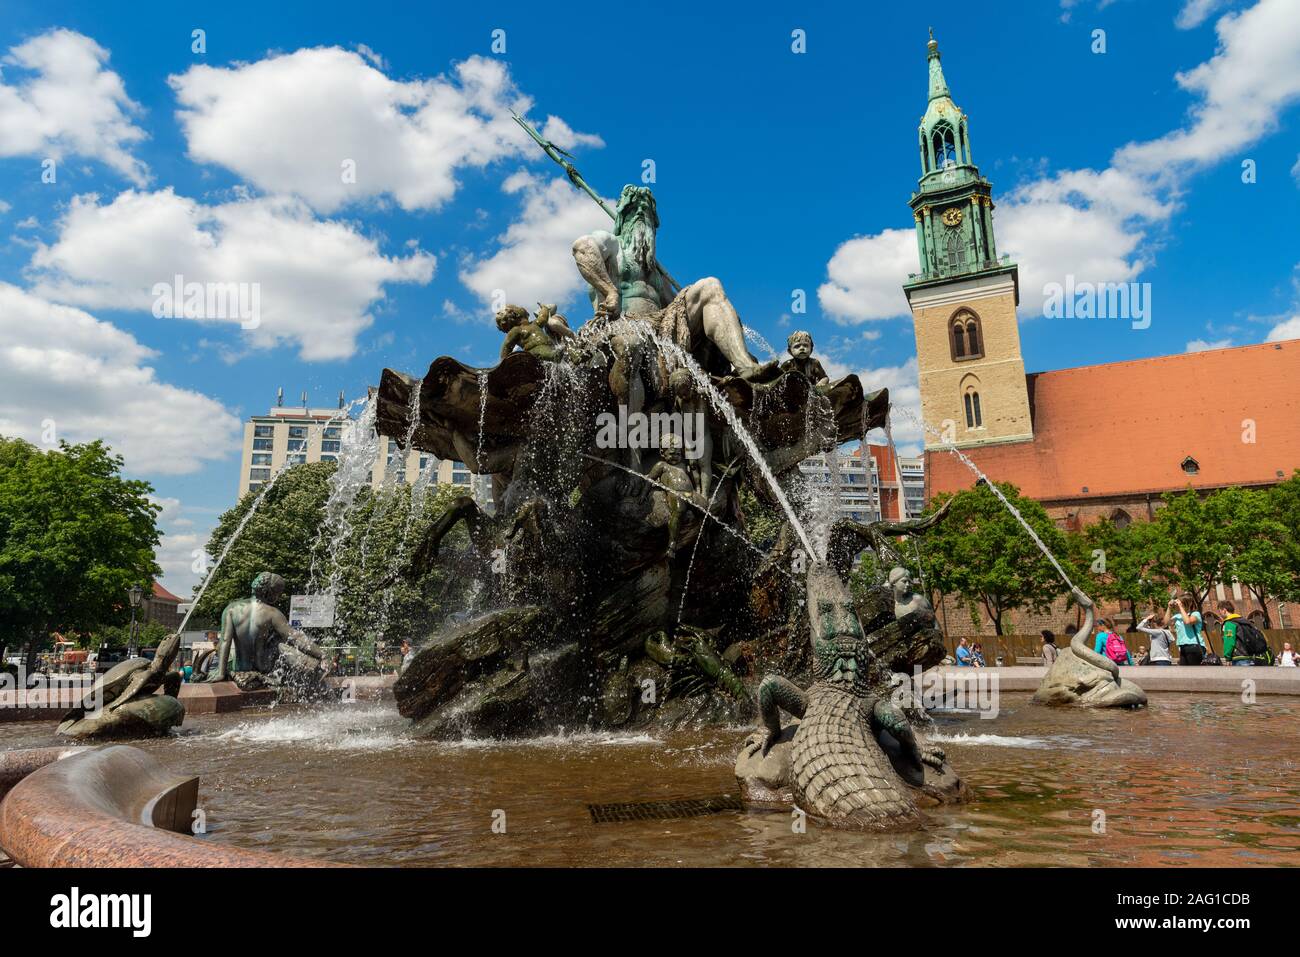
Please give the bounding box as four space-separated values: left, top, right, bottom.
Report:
914 481 1071 635
1270 471 1300 608
1215 485 1293 627
1147 489 1229 612
0 437 160 668
1074 518 1168 627
191 462 336 620
192 462 469 660
89 620 171 649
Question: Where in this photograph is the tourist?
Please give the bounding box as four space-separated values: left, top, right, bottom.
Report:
955 637 973 666
1219 600 1273 666
971 642 986 667
1170 597 1207 666
1040 630 1058 668
1278 642 1297 667
1219 600 1248 666
400 639 415 673
1134 646 1149 666
1094 617 1132 665
1135 610 1174 665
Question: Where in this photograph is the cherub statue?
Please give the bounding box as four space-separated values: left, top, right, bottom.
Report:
534 303 574 341
780 330 830 387
647 434 702 557
497 304 572 362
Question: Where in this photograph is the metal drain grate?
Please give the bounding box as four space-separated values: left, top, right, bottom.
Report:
588 794 744 824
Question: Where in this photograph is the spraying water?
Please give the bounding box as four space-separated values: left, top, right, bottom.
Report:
743 327 781 361
618 321 819 560
476 368 489 470
894 406 1078 591
179 466 290 635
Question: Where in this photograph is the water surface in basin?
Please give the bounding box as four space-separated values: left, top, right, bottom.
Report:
2 693 1296 866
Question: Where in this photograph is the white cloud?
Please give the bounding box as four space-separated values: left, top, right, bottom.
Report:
820 354 923 451
1177 0 1231 29
0 283 240 475
170 48 599 213
0 28 147 183
149 494 216 599
539 115 604 152
1120 0 1300 178
1266 315 1300 341
1291 153 1300 184
1186 337 1233 352
817 228 916 323
27 188 436 361
820 0 1300 325
459 172 611 312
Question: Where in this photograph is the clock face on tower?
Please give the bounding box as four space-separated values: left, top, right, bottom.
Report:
942 207 964 227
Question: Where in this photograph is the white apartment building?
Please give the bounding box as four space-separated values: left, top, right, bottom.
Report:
236 394 492 507
798 444 926 523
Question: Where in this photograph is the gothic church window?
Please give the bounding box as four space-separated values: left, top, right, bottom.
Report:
949 310 983 361
963 388 982 428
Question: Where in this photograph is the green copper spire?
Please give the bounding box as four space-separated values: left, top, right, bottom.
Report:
904 32 1017 293
927 28 951 102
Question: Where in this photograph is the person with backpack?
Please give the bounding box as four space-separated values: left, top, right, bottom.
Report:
1170 597 1207 666
1218 601 1273 666
1135 609 1174 665
1093 617 1133 666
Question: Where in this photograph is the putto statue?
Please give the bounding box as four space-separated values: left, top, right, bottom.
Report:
207 572 328 696
781 330 830 387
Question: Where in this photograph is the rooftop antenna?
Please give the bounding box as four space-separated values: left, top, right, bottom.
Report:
301 390 309 410
276 387 283 408
338 390 345 410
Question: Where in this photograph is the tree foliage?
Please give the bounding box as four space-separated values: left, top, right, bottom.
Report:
1071 518 1168 626
911 481 1071 635
191 461 471 658
0 437 160 662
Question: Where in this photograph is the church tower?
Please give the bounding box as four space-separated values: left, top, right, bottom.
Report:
904 31 1032 450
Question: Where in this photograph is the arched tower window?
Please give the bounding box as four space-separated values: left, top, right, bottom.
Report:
948 310 984 361
932 122 957 168
960 373 983 430
963 389 982 428
945 229 964 271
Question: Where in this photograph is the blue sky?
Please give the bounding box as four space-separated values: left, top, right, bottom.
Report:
0 0 1297 593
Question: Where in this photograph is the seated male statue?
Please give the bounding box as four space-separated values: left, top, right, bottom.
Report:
571 184 768 380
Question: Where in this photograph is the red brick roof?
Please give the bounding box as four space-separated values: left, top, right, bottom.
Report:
926 339 1300 502
151 581 183 604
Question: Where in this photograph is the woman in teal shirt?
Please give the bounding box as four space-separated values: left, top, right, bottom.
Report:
1170 597 1207 666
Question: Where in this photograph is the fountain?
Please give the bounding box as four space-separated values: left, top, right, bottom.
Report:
360 184 970 828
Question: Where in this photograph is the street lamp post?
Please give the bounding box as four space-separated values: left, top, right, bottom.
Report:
128 584 144 659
